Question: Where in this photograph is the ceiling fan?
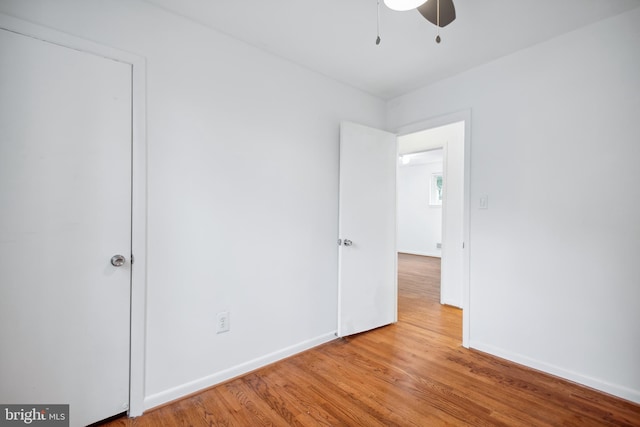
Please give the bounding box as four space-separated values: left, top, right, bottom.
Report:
377 0 456 44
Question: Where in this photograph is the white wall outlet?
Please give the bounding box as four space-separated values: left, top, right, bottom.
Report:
479 195 489 209
216 311 230 334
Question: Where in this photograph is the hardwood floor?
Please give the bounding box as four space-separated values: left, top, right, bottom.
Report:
105 254 640 426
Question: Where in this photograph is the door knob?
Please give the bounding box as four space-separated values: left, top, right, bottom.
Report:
110 255 126 267
343 239 353 246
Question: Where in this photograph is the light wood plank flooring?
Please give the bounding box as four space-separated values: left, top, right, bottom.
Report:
104 254 640 426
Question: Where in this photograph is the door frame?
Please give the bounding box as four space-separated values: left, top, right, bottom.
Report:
0 14 148 416
394 109 471 348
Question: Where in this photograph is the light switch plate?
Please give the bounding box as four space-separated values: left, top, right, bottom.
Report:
479 195 489 209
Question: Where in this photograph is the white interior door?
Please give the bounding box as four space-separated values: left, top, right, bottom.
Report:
338 121 397 337
0 29 132 426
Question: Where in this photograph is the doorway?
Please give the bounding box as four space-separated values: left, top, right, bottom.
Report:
337 113 470 346
395 114 470 346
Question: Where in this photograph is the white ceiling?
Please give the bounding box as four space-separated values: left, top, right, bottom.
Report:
143 0 640 100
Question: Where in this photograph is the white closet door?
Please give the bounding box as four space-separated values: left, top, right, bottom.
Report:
0 28 132 426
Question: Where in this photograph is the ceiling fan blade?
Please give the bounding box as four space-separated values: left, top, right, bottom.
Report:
418 0 456 27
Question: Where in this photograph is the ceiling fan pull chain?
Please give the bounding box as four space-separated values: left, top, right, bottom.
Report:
376 0 382 45
435 0 442 43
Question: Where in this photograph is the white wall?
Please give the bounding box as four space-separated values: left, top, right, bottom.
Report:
0 0 386 410
388 7 640 403
397 160 443 257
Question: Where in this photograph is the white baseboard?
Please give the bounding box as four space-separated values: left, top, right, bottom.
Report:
143 332 337 411
440 297 462 309
397 250 441 258
469 340 640 404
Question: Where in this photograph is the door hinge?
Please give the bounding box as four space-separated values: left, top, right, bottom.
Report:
131 254 135 264
338 239 342 246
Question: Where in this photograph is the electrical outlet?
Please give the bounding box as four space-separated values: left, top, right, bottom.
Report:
216 311 230 334
436 243 442 249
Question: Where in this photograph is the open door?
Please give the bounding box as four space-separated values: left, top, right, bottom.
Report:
338 121 397 337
